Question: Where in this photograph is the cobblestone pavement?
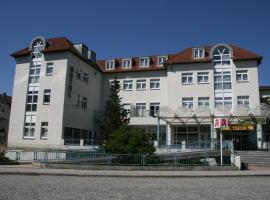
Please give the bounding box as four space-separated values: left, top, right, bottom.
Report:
0 175 270 200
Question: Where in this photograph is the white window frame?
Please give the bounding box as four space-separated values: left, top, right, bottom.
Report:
43 89 51 105
81 97 87 109
24 115 36 139
135 103 146 117
182 72 193 85
198 97 210 107
29 64 41 85
182 97 193 109
123 80 133 91
26 87 38 113
236 70 248 82
150 102 160 117
46 63 54 76
150 79 160 90
136 79 146 91
192 48 205 59
197 72 209 84
157 56 167 66
214 96 232 109
40 122 48 139
213 47 231 65
122 58 132 69
83 73 89 84
237 96 250 108
214 70 232 90
139 57 150 68
106 60 115 70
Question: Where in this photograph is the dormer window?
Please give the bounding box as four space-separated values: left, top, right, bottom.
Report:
192 48 205 59
157 56 167 66
212 46 231 65
122 58 132 69
140 57 150 68
106 60 115 70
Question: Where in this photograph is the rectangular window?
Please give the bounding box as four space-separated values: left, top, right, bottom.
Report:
136 79 146 90
150 79 160 90
122 59 132 69
43 89 51 105
182 72 193 84
81 97 87 109
123 80 133 91
24 115 36 138
182 97 193 109
106 60 115 70
139 57 150 68
197 72 209 84
135 103 146 117
157 56 167 66
40 122 48 139
150 103 160 117
237 96 250 107
67 66 74 97
198 97 210 107
46 63 54 76
75 69 81 81
214 71 232 90
76 94 80 107
192 48 205 59
83 73 89 84
26 87 38 112
215 96 232 109
29 64 41 84
236 70 248 82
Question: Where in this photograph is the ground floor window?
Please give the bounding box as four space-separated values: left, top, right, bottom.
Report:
173 125 211 144
63 127 89 145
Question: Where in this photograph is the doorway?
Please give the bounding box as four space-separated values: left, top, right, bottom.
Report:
224 130 257 150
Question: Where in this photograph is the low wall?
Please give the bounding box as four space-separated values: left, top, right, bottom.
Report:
43 163 238 171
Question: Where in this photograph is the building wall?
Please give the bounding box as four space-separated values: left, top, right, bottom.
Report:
63 52 102 135
8 53 68 149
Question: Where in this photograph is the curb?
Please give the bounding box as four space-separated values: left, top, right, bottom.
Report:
1 171 270 178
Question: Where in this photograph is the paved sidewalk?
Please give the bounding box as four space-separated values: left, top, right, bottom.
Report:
1 165 270 177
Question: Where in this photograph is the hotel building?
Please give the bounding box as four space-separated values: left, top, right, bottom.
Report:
8 36 266 150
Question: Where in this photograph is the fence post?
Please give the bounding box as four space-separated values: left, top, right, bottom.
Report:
16 151 20 162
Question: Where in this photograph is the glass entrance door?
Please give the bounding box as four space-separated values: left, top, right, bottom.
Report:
224 130 257 150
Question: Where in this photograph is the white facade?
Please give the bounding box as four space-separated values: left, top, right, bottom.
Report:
8 37 264 150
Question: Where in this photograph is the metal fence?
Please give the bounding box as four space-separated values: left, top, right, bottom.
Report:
3 150 232 166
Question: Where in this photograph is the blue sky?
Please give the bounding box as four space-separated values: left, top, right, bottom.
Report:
0 0 269 95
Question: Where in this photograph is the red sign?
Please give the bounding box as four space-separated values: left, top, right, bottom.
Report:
214 118 229 128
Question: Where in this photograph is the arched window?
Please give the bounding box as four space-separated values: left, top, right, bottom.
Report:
32 39 44 53
212 45 231 65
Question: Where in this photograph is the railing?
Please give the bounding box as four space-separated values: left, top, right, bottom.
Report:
3 150 232 166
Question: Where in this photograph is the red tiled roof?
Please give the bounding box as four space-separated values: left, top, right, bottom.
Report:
166 45 262 65
11 37 102 72
11 37 262 73
97 54 175 73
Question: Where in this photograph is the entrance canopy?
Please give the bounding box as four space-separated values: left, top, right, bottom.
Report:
157 104 270 125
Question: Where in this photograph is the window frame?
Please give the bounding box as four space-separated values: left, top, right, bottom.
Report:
46 63 54 76
123 80 133 91
106 60 115 70
122 58 132 69
150 102 160 117
182 72 193 85
197 72 209 84
81 96 87 109
150 79 160 90
40 122 48 139
192 48 205 59
182 97 194 109
43 89 51 105
236 70 249 82
157 56 167 66
83 73 89 84
198 97 210 108
139 57 150 68
136 79 147 91
135 103 147 117
237 96 250 108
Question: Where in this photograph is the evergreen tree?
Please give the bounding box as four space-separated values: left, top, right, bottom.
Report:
101 77 123 140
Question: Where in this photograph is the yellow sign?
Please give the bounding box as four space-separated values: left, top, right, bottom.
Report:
223 125 255 131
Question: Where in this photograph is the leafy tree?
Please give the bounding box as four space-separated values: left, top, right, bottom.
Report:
101 77 124 140
104 125 155 154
